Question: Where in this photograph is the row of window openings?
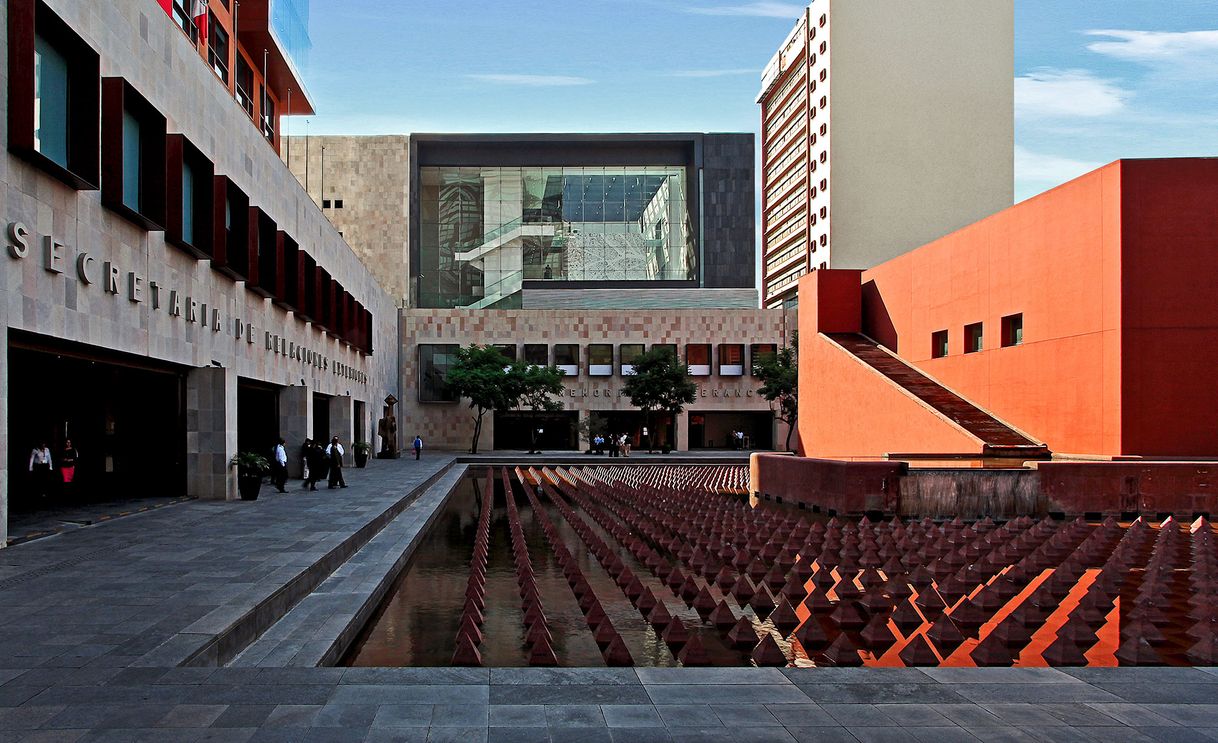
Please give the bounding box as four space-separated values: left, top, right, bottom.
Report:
457 343 779 378
22 4 370 352
321 199 344 209
931 314 1023 358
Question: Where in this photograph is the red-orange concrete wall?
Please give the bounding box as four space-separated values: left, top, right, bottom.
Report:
799 158 1218 458
1119 159 1218 456
798 273 986 458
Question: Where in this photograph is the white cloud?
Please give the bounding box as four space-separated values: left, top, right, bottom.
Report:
465 74 594 87
1015 146 1103 192
1015 69 1130 119
1086 29 1218 63
686 2 805 19
667 68 757 78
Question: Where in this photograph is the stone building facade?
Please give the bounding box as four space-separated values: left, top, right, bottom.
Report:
0 0 399 545
401 308 793 452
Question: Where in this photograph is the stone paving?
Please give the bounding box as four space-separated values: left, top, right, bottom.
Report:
1 455 1217 742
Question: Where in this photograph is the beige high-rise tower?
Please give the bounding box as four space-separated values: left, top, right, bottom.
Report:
758 0 1014 308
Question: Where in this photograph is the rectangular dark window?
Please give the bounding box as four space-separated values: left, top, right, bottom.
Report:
262 93 275 144
101 78 165 230
686 344 711 376
588 344 613 376
419 344 459 403
165 134 214 258
1002 313 1023 347
207 12 229 84
651 344 678 362
554 344 579 376
247 207 278 298
750 344 778 375
235 54 254 117
492 344 517 364
931 330 949 359
524 344 548 366
718 344 745 376
210 175 250 280
322 199 331 209
619 343 644 376
299 252 317 321
334 199 344 209
964 322 984 354
9 0 101 188
277 232 300 310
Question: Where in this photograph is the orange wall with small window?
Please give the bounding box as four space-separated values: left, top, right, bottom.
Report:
800 158 1218 458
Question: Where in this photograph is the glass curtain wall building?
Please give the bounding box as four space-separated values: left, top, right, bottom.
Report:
418 166 695 309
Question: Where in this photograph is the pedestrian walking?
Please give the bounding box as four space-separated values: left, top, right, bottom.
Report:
621 434 631 458
28 441 52 499
58 439 79 497
326 437 347 489
412 435 423 460
304 441 326 491
300 438 312 487
609 433 619 458
271 438 288 493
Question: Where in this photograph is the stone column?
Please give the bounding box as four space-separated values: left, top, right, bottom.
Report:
330 395 354 466
675 411 690 452
0 324 8 548
278 386 312 478
186 366 237 500
578 409 591 452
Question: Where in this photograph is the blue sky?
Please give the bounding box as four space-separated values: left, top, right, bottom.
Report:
295 1 1218 202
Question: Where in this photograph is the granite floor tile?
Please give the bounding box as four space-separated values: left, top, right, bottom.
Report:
545 704 605 728
491 669 638 686
711 704 782 726
796 683 967 704
431 703 489 727
934 704 1004 727
635 668 790 685
1133 728 1218 743
210 704 277 728
312 702 378 728
371 704 435 728
546 727 612 743
155 704 228 728
907 726 981 743
1091 684 1218 705
493 686 649 706
872 703 954 726
786 727 858 743
332 684 489 706
654 705 722 728
763 703 838 727
950 683 1120 704
262 703 321 728
599 704 663 728
363 728 430 743
819 703 899 727
490 705 548 727
1142 706 1218 727
644 684 811 705
607 728 672 743
488 728 551 743
1084 703 1179 727
920 669 1080 685
849 727 923 743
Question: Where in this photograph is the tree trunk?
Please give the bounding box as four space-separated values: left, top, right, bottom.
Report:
529 412 538 454
470 412 483 454
784 417 795 453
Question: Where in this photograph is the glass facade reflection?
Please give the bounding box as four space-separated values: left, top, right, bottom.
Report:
418 165 695 309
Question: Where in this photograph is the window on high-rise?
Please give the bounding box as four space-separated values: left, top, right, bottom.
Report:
1002 314 1024 347
33 32 69 168
207 12 229 83
965 323 984 353
686 344 711 376
931 330 949 359
419 345 460 403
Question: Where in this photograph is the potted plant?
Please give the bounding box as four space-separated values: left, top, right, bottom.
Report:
353 441 372 468
230 452 270 501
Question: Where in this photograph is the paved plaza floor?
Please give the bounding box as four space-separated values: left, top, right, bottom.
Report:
0 456 1215 742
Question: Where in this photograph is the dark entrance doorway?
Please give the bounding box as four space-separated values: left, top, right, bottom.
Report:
6 334 186 514
237 379 280 460
313 392 331 443
688 411 774 450
493 411 578 451
593 411 678 452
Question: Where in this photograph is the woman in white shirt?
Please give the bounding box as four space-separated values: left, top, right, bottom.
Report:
28 442 52 498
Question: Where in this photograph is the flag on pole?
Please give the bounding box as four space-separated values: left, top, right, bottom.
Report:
191 0 208 46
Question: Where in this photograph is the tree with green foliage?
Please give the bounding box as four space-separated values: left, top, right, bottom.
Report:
445 345 520 454
622 346 697 453
509 361 566 454
753 331 798 452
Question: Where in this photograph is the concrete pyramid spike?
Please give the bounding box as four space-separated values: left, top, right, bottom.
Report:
859 586 894 614
948 598 986 635
527 637 559 666
750 586 778 618
647 601 673 629
781 574 810 603
970 632 1015 666
584 601 608 628
679 575 701 603
523 602 547 629
636 587 659 614
709 599 737 628
833 576 863 602
603 635 635 667
451 634 483 667
462 601 484 628
769 597 801 636
883 575 914 600
805 586 835 614
714 566 737 591
662 616 690 647
1042 633 1088 666
889 599 926 632
914 588 946 617
751 633 790 667
593 620 619 648
692 586 718 617
792 617 830 652
1186 634 1218 665
525 619 552 648
899 634 940 667
678 634 712 666
860 612 896 651
727 616 759 648
624 574 646 601
990 617 1033 648
666 566 687 591
821 632 863 667
830 601 868 631
926 616 966 654
731 576 757 606
763 563 788 593
1116 636 1167 666
458 614 483 647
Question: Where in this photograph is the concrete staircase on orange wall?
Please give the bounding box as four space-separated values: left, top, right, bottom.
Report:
825 333 1051 459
